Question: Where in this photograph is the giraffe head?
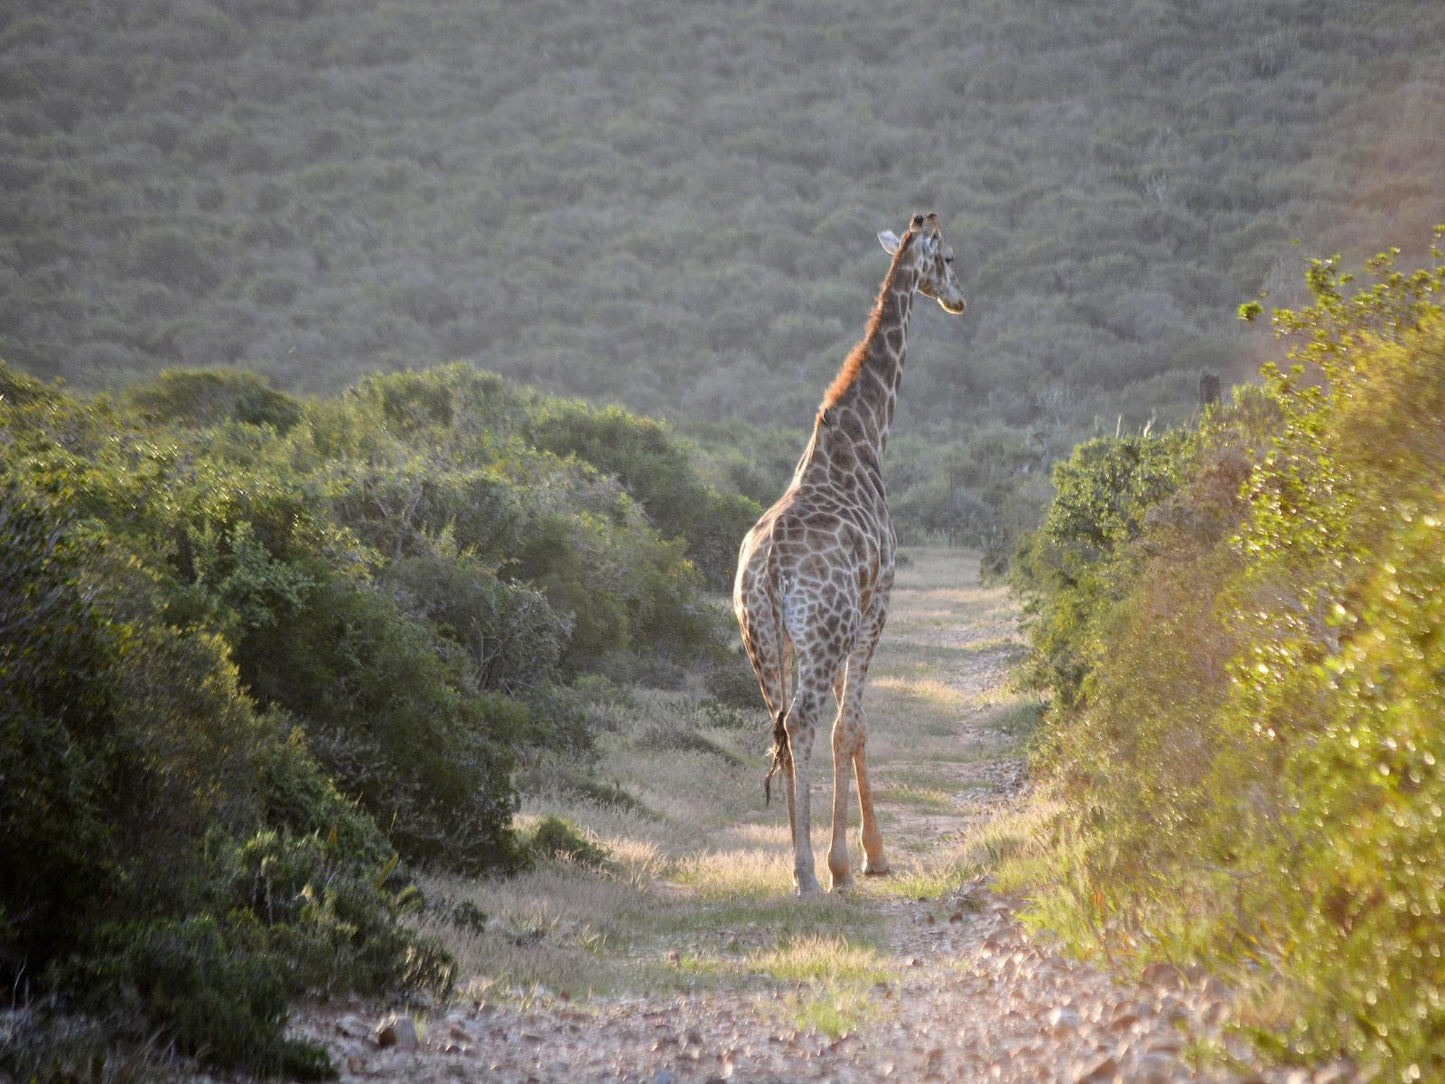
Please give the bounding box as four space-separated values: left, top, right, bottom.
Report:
877 212 966 315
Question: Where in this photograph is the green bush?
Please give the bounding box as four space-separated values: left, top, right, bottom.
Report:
1283 493 1445 1071
385 550 570 695
524 816 612 869
59 917 332 1079
233 831 452 999
125 368 304 432
0 427 450 1078
527 398 761 590
1011 427 1191 708
704 647 767 712
253 721 394 866
0 354 750 1072
1011 235 1445 1077
234 575 525 872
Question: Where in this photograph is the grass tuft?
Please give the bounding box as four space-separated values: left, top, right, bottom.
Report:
749 934 887 986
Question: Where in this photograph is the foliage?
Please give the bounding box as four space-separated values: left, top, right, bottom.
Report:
1010 233 1445 1077
0 356 742 1075
1011 426 1191 708
527 399 762 591
124 367 304 432
5 0 1443 561
232 573 526 871
0 470 428 1078
523 816 613 870
55 917 332 1079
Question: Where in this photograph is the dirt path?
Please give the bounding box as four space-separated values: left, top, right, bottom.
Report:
290 550 1340 1084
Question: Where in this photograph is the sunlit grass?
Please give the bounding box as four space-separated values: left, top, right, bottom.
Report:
749 933 887 985
790 989 876 1039
883 781 957 813
872 674 969 708
865 796 1066 903
672 846 797 900
873 855 989 901
758 935 891 1039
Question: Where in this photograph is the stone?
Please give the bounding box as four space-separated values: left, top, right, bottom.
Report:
924 1046 945 1079
1132 1053 1176 1083
1047 1006 1082 1031
375 1014 418 1050
1073 1054 1120 1083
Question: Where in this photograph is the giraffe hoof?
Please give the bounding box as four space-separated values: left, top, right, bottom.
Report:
863 862 891 877
795 878 823 898
829 873 855 893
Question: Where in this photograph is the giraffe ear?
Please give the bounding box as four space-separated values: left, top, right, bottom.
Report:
877 230 902 255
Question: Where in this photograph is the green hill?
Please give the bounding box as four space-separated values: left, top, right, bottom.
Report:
2 0 1442 544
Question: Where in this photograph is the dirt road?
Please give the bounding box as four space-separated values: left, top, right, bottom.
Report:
290 550 1343 1084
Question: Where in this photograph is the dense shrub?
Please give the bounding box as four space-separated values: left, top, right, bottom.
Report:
524 816 613 869
235 574 526 871
527 399 762 590
385 550 570 694
59 917 327 1079
0 470 435 1079
0 354 746 1074
126 367 304 432
1011 427 1191 709
1011 235 1445 1077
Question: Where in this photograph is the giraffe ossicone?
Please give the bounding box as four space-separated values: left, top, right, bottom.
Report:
733 212 967 895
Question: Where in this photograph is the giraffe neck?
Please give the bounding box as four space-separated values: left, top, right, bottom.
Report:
822 242 923 459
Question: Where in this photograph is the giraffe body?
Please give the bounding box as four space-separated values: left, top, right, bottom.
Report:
734 213 966 895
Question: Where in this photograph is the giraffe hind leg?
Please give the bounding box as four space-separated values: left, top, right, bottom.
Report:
782 674 829 896
850 602 890 877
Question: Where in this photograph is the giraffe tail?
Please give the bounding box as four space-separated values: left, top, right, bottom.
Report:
756 544 792 806
763 708 791 807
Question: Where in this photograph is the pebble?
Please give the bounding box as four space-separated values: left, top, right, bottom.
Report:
1047 1006 1082 1032
374 1014 418 1050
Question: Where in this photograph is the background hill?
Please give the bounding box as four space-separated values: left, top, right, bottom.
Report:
2 0 1443 545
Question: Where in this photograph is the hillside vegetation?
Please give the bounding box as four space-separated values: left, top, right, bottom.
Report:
0 361 756 1077
2 0 1443 553
1008 235 1445 1078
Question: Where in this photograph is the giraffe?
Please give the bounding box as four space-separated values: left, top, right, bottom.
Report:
733 212 967 895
